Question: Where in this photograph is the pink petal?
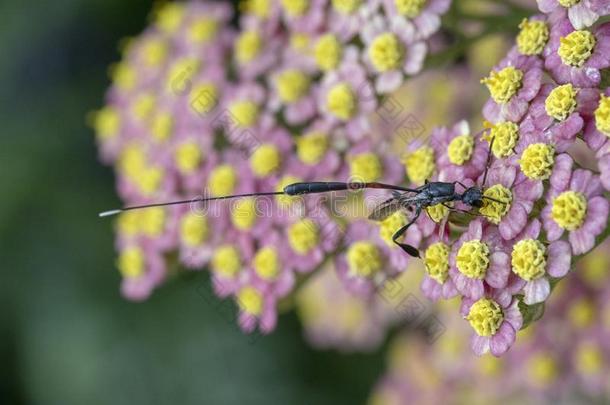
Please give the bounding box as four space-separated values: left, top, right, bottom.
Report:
547 240 572 278
485 252 510 288
490 322 516 357
523 278 551 304
471 334 491 356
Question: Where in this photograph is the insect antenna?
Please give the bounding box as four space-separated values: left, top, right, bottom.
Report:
98 191 284 217
99 181 417 218
481 135 496 189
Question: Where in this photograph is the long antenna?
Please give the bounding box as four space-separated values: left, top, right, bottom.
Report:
98 181 417 218
481 135 495 188
98 191 283 217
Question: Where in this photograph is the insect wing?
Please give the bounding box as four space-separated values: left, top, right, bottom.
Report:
367 197 402 221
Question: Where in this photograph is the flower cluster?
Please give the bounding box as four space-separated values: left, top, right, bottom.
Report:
93 0 452 334
393 2 610 356
369 239 610 403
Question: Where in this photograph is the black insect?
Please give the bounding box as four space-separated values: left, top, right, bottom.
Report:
99 139 501 259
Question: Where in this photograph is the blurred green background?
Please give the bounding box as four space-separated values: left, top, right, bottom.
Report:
0 1 386 403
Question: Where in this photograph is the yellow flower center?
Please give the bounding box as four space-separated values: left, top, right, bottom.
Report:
276 69 310 103
447 134 474 165
551 191 587 231
594 94 610 136
516 19 549 56
288 219 320 254
281 0 309 16
457 240 490 279
379 212 409 247
118 144 146 179
276 175 302 206
424 242 450 284
229 101 259 127
569 298 596 328
481 66 524 104
426 203 450 223
369 33 405 72
117 211 140 237
250 144 281 177
511 239 547 281
190 82 219 115
212 245 242 278
297 131 328 165
290 33 310 51
166 57 200 94
331 0 362 14
188 17 219 44
131 93 156 120
111 63 136 91
180 213 209 247
174 142 202 174
241 0 272 19
326 83 356 120
466 298 504 337
479 184 512 224
117 247 144 278
150 112 173 142
231 198 257 230
347 241 383 278
484 121 519 158
395 0 427 18
314 34 342 71
559 0 580 6
350 153 383 182
527 354 558 387
576 343 603 375
236 30 262 64
137 167 164 197
93 107 120 141
141 38 168 67
254 247 280 280
208 165 238 197
545 84 578 122
558 30 596 67
155 3 184 33
332 0 362 14
520 143 555 180
403 146 435 185
237 286 263 316
140 208 166 237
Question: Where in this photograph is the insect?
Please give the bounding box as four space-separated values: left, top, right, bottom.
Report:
99 138 501 258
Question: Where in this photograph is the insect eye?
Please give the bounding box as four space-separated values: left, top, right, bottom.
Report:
473 199 483 208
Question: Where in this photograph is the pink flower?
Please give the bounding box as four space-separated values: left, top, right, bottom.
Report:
361 14 427 93
481 160 544 240
461 289 523 356
482 50 544 124
544 19 610 87
235 280 278 334
522 83 598 152
430 121 489 182
509 219 572 304
449 219 511 300
541 157 609 255
583 88 610 152
420 233 458 302
318 52 377 140
335 220 414 297
537 0 609 29
380 0 451 39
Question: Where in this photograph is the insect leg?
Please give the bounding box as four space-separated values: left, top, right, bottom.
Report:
391 208 422 258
